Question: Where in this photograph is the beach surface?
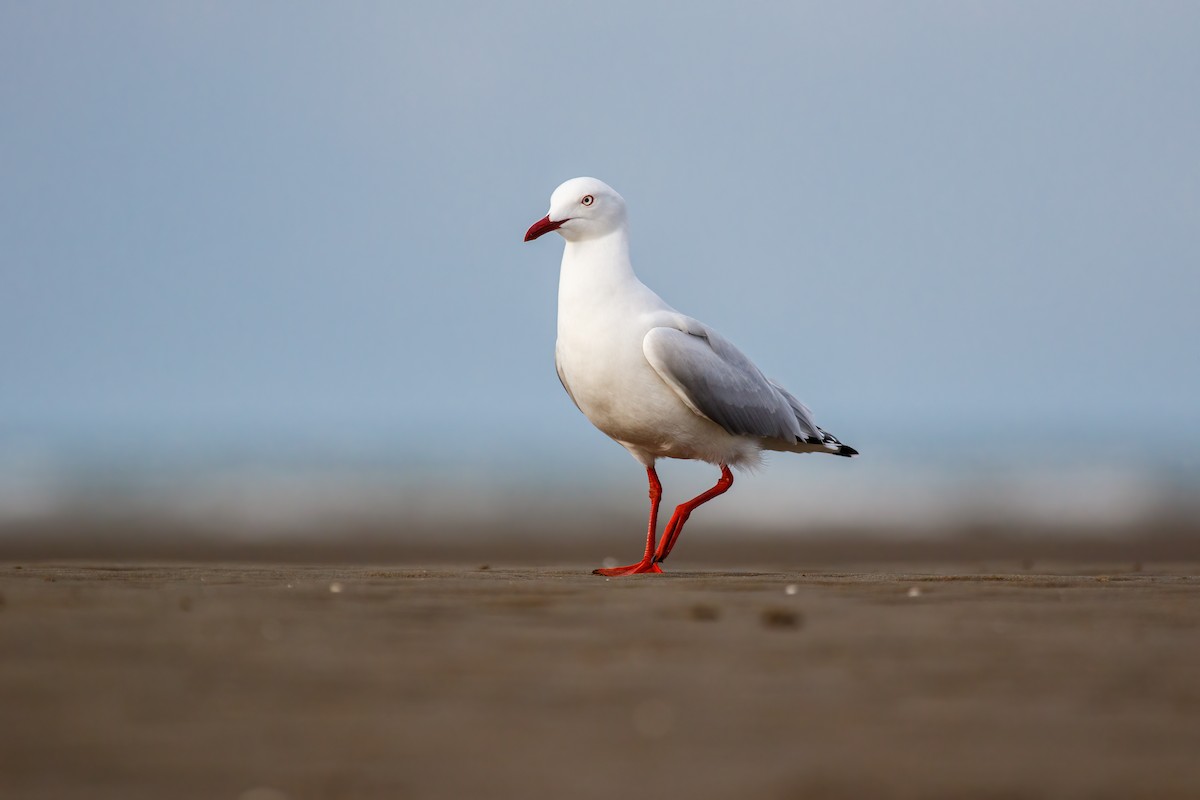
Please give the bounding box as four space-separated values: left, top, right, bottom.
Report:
2 551 1199 799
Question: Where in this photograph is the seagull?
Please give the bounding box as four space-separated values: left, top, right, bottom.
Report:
525 177 857 576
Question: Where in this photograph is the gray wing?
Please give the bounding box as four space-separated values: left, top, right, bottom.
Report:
767 379 822 439
643 321 822 444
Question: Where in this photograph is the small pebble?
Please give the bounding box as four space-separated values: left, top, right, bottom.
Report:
907 586 922 598
478 564 491 571
784 584 799 595
329 582 344 594
761 608 803 629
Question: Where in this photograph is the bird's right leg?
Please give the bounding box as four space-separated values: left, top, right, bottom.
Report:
653 464 734 563
593 465 664 576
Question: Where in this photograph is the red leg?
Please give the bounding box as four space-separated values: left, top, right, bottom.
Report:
594 466 665 576
653 464 733 563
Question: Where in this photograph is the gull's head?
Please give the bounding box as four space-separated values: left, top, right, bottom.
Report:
524 177 627 243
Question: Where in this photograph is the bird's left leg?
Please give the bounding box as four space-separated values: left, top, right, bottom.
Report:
653 464 734 563
594 465 664 576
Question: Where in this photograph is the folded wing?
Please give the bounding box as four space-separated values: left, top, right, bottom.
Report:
643 322 823 446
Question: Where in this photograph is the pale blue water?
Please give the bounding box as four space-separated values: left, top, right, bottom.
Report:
2 414 1196 530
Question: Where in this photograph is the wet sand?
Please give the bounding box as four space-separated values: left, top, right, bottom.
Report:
2 555 1199 799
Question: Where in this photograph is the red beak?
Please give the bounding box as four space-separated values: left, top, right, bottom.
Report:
524 215 565 242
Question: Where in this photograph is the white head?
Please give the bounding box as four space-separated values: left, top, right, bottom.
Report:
524 177 627 243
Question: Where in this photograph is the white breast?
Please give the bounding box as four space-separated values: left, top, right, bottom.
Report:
554 235 761 467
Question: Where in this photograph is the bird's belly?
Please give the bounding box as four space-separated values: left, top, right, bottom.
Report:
557 343 734 462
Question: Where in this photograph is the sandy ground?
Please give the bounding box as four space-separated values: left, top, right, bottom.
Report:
1 551 1199 799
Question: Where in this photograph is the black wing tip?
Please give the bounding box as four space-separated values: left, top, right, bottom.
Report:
802 433 859 457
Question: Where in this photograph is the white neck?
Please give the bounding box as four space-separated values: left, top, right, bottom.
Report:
557 227 640 305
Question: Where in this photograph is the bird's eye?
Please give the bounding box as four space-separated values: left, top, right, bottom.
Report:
581 195 594 206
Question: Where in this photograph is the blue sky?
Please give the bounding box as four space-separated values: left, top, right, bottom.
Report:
2 2 1198 481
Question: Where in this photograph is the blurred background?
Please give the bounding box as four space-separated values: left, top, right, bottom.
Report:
2 2 1198 559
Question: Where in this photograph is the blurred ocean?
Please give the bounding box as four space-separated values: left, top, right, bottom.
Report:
2 417 1196 536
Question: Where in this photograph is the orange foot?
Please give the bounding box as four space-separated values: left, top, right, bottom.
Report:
593 560 664 577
